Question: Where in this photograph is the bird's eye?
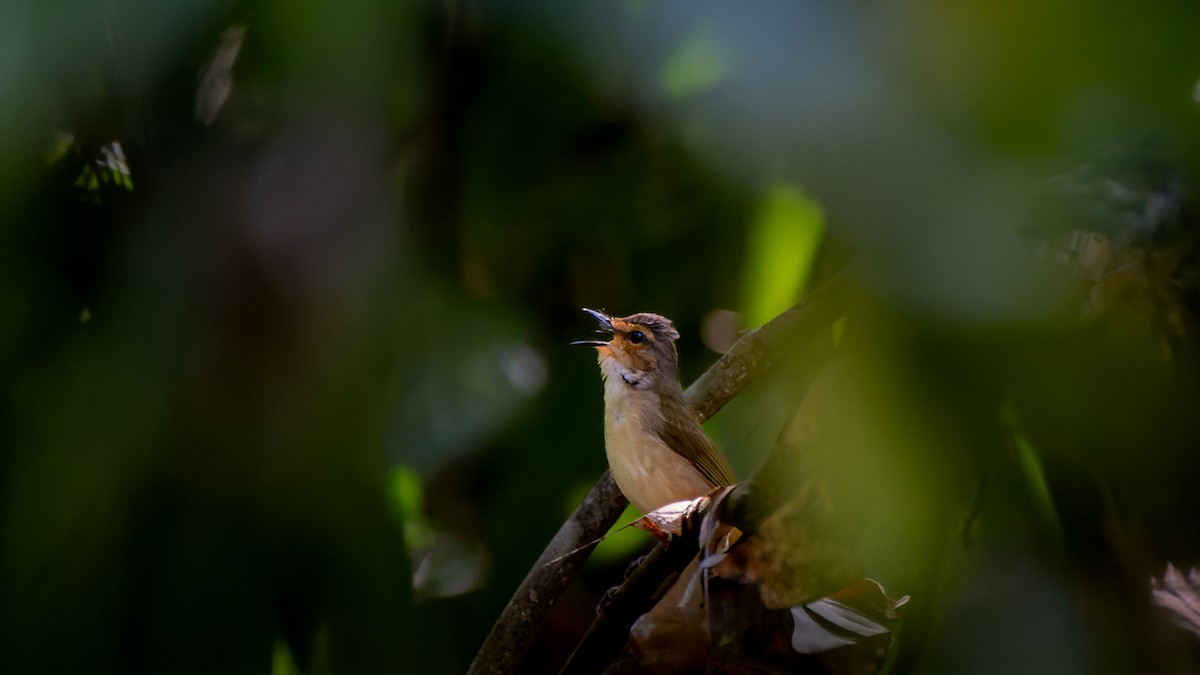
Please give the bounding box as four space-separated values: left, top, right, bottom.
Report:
629 330 645 344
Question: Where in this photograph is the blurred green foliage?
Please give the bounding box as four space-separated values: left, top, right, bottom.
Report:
2 0 1200 673
741 183 824 327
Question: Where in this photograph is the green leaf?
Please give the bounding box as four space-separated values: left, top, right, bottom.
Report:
742 183 825 327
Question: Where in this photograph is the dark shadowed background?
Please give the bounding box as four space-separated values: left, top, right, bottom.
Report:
3 0 1200 672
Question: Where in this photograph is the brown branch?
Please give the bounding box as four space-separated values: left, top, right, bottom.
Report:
467 470 628 675
560 535 700 675
468 273 851 675
684 271 850 421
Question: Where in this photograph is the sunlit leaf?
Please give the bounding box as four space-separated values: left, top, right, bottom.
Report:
1001 405 1060 535
633 495 708 539
742 183 824 327
388 464 423 523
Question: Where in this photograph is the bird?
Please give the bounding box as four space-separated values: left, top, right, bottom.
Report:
572 308 736 514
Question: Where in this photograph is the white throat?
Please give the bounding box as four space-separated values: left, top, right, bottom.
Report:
599 354 653 390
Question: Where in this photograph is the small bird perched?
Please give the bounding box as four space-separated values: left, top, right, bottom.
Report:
573 309 736 514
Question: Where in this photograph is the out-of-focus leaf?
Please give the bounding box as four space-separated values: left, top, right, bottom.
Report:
789 605 857 653
712 482 862 609
412 531 489 600
1152 564 1200 639
70 141 134 203
660 24 731 99
195 24 247 126
1034 160 1199 355
389 464 423 522
791 578 907 654
1001 406 1061 536
704 573 905 672
271 638 302 675
742 183 824 328
391 465 491 600
44 130 74 165
804 599 887 639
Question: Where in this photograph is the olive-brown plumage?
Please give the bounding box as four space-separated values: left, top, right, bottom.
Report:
574 309 735 514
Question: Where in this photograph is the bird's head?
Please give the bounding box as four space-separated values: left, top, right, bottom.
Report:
572 308 681 390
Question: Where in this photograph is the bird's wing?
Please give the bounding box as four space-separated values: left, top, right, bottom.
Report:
656 397 736 488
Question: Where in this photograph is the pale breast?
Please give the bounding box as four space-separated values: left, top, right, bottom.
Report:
602 384 715 514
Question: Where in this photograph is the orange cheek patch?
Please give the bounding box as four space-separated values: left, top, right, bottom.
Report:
610 341 655 372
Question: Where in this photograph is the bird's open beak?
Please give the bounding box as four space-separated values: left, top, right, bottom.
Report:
571 307 614 347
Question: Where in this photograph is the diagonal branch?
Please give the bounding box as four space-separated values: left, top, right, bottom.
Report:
467 273 851 675
559 522 702 675
683 272 849 420
468 470 627 675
